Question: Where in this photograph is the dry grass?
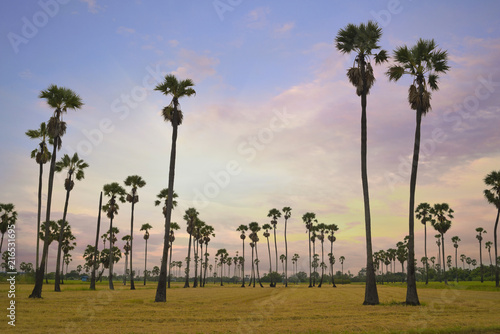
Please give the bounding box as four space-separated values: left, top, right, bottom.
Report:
1 282 499 333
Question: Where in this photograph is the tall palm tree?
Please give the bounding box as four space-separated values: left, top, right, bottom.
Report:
154 74 195 302
140 223 153 285
201 224 215 287
124 175 146 290
475 227 486 283
387 39 449 305
316 223 327 287
451 236 460 283
167 222 180 288
262 223 273 285
327 224 339 287
122 235 131 285
335 21 387 306
90 192 103 290
430 203 454 285
236 224 248 287
484 170 500 287
0 204 17 254
302 212 316 288
26 122 52 272
183 207 199 288
282 207 291 287
416 202 431 285
53 153 88 291
267 208 281 275
30 84 83 299
102 182 126 290
248 222 263 287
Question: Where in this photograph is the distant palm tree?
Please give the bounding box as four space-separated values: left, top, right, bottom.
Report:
484 170 500 287
141 223 153 285
451 236 460 282
475 227 487 283
416 202 432 285
339 256 345 284
302 212 316 288
25 122 52 272
59 223 76 284
154 74 195 303
102 182 126 290
249 222 263 287
262 223 273 284
201 224 215 287
124 175 146 290
282 207 291 287
387 39 449 305
430 203 454 285
327 224 339 288
435 234 442 279
460 254 466 270
316 223 327 287
167 222 180 288
30 84 83 299
485 241 493 267
53 153 88 292
336 21 387 305
280 254 286 276
183 208 199 288
236 224 249 287
90 192 103 290
122 235 131 285
216 248 228 286
267 208 281 275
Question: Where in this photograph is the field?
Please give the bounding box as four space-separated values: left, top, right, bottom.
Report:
1 281 499 333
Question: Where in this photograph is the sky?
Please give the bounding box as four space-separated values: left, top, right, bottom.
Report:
1 0 500 277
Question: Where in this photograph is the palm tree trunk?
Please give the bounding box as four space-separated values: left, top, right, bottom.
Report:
319 241 324 287
274 227 278 277
30 138 58 299
250 246 255 287
184 234 192 288
255 243 263 287
425 223 428 285
109 216 115 290
495 209 499 287
308 231 312 288
284 218 288 287
168 241 173 288
479 239 483 283
130 199 136 290
266 237 272 286
199 243 203 286
144 238 148 285
36 161 43 272
193 238 199 288
55 184 72 292
90 192 102 290
241 240 245 287
203 244 209 287
331 241 336 288
124 252 128 285
455 246 458 283
441 234 447 285
406 103 422 304
360 58 379 305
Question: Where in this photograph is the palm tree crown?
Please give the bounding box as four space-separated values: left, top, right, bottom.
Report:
154 74 196 125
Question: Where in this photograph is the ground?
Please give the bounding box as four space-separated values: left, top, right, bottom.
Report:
1 281 499 333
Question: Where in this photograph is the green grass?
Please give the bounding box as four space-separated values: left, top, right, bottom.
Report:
0 282 499 333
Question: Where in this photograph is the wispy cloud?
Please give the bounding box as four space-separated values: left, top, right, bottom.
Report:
274 22 295 35
246 7 270 29
80 0 101 14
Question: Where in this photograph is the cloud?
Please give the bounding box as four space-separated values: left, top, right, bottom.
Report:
116 26 136 35
168 39 179 47
80 0 101 14
274 22 295 35
245 7 270 29
171 49 219 83
19 69 33 79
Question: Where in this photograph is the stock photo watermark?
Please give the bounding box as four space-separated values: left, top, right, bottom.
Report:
385 70 500 191
192 107 295 208
7 0 71 54
5 221 17 327
213 0 244 21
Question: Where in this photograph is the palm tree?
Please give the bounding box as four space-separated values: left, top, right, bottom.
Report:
216 249 228 286
249 222 263 287
451 236 460 282
282 207 291 287
292 253 299 277
387 39 449 305
236 224 249 287
0 204 17 254
475 227 487 283
302 212 316 288
102 182 126 290
327 224 339 287
201 224 215 287
416 202 431 285
339 256 345 284
396 240 408 280
26 122 52 272
262 223 273 285
60 224 76 284
460 254 466 270
124 175 146 290
485 241 493 267
30 84 83 299
280 254 286 276
167 222 180 288
154 74 195 302
430 203 454 285
38 220 58 283
182 207 199 288
53 153 88 291
90 192 103 290
336 21 387 305
267 208 281 275
316 223 327 287
435 234 442 280
122 235 131 285
466 257 472 270
484 170 500 287
140 223 153 285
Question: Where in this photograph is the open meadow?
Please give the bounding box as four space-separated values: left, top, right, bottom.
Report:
1 281 499 333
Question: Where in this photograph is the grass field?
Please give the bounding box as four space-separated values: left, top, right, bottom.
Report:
1 281 499 333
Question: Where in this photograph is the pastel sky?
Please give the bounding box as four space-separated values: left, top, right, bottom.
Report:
1 0 500 277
